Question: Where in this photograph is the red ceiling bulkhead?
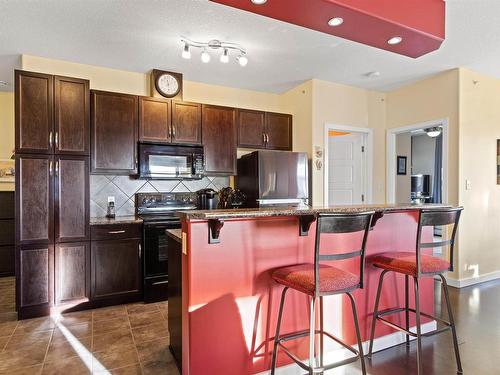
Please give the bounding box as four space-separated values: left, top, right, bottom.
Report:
210 0 445 58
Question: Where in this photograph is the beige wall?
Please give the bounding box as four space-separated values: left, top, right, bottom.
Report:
386 70 460 206
458 68 500 281
0 92 15 191
310 79 386 205
395 133 411 203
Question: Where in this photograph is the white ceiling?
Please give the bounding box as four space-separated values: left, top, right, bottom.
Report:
0 0 499 93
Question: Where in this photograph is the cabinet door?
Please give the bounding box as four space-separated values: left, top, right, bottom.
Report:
265 112 293 150
237 109 266 149
0 246 14 277
18 244 54 310
55 242 90 304
54 76 90 155
54 156 89 243
202 105 237 175
91 90 138 174
172 101 202 145
139 96 171 143
16 155 54 245
15 70 54 154
91 238 141 299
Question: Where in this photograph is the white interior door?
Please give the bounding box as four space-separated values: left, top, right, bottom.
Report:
328 133 364 205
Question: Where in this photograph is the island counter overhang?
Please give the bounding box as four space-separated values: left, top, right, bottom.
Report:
174 204 449 375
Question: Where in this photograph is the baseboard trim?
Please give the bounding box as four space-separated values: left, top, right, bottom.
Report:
262 321 437 375
445 270 500 288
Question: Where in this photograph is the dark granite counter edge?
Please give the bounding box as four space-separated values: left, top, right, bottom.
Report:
90 216 143 225
176 204 454 221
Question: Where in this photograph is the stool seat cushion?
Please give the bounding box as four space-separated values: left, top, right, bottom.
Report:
272 264 359 296
372 251 450 276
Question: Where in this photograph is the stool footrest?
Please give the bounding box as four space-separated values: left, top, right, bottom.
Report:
375 306 452 338
277 329 360 373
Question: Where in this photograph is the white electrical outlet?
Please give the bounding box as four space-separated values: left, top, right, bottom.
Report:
465 180 472 191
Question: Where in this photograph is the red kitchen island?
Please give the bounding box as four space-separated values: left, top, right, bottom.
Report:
171 204 447 375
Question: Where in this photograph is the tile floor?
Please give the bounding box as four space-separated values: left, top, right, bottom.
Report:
0 277 179 375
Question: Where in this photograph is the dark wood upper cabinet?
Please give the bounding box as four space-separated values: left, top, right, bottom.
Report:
139 96 171 143
54 76 90 155
54 156 89 243
15 70 54 154
202 105 237 176
91 90 138 174
91 238 142 300
17 244 54 315
171 101 202 145
237 109 266 149
265 112 293 151
55 242 90 304
16 155 54 245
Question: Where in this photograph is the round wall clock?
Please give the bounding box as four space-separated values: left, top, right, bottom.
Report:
154 71 181 98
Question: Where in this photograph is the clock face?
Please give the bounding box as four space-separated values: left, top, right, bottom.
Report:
156 74 179 97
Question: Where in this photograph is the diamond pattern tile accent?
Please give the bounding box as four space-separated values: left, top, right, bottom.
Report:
111 176 147 198
90 176 228 217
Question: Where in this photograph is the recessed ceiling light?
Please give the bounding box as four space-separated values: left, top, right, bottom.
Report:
328 17 344 27
387 36 403 45
251 0 267 4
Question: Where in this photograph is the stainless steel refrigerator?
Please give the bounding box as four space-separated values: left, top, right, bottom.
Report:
236 150 309 207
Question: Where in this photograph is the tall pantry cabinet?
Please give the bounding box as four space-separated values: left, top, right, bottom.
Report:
15 70 90 319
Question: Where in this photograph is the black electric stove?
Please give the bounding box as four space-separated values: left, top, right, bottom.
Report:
135 192 197 303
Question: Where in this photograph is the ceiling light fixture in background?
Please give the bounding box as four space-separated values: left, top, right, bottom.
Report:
424 126 442 138
251 0 268 4
181 38 248 66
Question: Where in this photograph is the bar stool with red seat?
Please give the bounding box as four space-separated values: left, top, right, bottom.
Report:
367 207 463 374
270 211 375 375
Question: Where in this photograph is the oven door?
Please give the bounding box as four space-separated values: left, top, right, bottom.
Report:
143 220 180 278
138 143 204 180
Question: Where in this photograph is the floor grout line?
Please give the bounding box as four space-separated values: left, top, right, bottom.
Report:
125 305 145 375
39 328 55 375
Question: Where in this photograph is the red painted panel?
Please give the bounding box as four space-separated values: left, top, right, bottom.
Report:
182 211 434 374
210 0 445 58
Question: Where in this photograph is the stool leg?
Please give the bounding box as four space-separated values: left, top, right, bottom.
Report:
439 274 463 374
319 296 324 368
368 269 388 357
347 292 367 375
405 274 410 347
309 296 317 373
413 277 423 375
271 287 288 375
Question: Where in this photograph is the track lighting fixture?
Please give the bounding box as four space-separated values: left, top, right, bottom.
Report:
181 38 248 66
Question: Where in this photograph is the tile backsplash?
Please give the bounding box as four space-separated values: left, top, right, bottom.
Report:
90 175 230 217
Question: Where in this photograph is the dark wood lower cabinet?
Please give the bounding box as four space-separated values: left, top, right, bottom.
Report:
17 244 54 319
0 246 15 277
91 238 142 301
0 192 15 277
55 242 90 304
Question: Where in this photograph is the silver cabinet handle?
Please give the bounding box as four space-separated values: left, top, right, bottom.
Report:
108 230 126 234
172 125 176 139
152 281 168 286
49 160 53 176
262 133 266 144
55 132 59 149
138 244 142 258
55 161 59 176
49 132 53 148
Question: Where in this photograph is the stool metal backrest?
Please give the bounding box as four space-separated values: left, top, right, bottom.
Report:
415 207 463 277
314 211 375 296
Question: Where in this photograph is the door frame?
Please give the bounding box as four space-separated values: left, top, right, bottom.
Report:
386 118 449 204
323 123 373 205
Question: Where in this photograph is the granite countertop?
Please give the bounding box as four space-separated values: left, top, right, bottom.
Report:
90 216 143 225
176 203 454 221
166 229 182 242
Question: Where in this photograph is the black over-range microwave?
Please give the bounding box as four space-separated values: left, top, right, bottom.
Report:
138 143 205 180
